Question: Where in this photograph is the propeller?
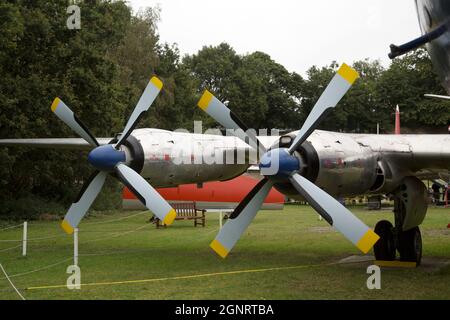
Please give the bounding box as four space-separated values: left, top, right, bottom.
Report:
198 63 379 258
53 76 176 234
198 90 266 155
51 98 99 147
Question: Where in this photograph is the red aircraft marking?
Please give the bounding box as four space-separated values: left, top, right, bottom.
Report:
123 175 285 204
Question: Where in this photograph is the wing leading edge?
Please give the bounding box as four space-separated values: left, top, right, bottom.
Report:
0 138 112 150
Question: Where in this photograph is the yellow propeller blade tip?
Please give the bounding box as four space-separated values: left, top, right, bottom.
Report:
210 239 229 259
61 219 74 234
337 63 359 85
356 229 380 254
162 209 176 226
197 90 213 111
150 76 163 90
51 98 61 112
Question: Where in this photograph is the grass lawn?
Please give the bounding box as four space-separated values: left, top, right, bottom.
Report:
0 205 449 300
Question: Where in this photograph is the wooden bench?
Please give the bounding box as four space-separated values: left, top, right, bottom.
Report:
155 202 206 228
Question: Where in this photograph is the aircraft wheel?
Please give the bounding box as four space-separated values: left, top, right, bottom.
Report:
373 220 396 261
398 226 422 265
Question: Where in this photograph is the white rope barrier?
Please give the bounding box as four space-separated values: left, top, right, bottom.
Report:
0 210 149 243
81 224 149 244
0 234 67 243
78 248 156 257
0 209 146 233
78 229 152 233
0 263 26 300
0 225 152 244
0 224 167 281
0 244 22 253
82 210 149 225
0 214 164 292
2 257 73 280
0 223 24 232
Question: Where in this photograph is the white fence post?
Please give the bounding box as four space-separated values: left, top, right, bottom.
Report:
219 212 223 229
22 221 27 257
74 228 79 266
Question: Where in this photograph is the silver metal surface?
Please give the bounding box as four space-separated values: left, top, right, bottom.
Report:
131 129 252 188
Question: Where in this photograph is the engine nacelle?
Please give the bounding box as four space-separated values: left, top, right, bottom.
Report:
271 131 379 198
129 129 250 188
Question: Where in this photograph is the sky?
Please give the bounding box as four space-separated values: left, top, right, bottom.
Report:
126 0 421 76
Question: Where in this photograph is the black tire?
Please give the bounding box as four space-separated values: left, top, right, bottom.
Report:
398 226 422 265
374 220 396 261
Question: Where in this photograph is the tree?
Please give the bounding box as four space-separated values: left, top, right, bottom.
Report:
376 48 450 131
0 1 135 209
183 44 304 130
341 59 386 133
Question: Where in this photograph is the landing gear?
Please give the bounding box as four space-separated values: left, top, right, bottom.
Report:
374 220 396 261
372 177 426 265
398 227 422 265
373 221 422 265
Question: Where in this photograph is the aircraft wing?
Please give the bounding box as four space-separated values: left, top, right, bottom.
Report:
0 134 280 152
0 138 112 150
353 133 450 181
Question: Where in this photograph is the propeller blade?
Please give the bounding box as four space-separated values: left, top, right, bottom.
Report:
210 178 273 258
51 98 99 147
288 63 359 154
115 76 163 148
197 90 266 155
115 163 176 225
289 173 379 253
61 171 107 234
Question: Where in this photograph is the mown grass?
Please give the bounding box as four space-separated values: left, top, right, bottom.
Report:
0 205 449 300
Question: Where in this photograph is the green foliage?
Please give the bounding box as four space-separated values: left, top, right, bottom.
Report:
0 1 133 209
91 177 123 211
0 194 66 220
376 48 450 130
183 44 303 130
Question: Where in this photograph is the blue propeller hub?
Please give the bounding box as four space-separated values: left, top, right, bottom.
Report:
88 145 126 171
259 148 300 179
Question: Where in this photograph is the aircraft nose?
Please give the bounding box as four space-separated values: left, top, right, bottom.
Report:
88 145 126 171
